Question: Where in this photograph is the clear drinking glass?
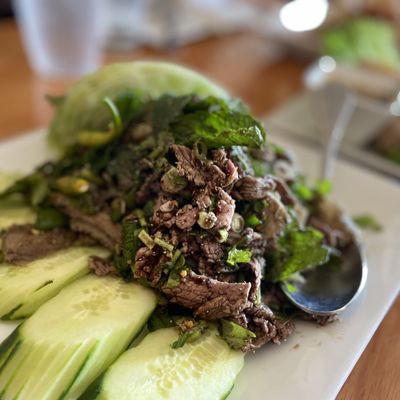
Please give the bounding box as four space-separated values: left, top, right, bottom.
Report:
13 0 102 77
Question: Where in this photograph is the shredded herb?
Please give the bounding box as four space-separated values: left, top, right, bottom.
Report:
171 320 208 349
245 214 262 227
138 230 154 249
220 319 256 350
353 214 382 232
154 238 174 252
171 331 190 349
226 248 252 266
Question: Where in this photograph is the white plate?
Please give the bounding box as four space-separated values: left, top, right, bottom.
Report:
1 130 399 400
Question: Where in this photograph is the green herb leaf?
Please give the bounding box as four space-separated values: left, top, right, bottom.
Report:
292 182 313 202
148 310 175 331
315 179 332 197
267 228 330 282
226 247 252 266
171 331 191 349
245 214 262 227
220 319 256 350
353 214 382 232
151 94 192 133
35 207 68 231
171 108 265 148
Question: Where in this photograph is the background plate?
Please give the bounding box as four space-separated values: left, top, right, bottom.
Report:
0 130 399 400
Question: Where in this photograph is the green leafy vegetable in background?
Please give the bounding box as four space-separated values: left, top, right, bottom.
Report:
322 17 400 69
353 214 382 232
292 178 332 203
387 149 400 165
266 228 330 282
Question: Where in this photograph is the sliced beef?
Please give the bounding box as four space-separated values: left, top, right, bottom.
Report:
300 312 338 326
198 257 218 279
163 271 252 320
175 205 198 231
136 171 162 204
200 238 224 264
151 193 178 229
133 246 165 287
172 145 237 189
308 216 345 248
258 192 289 241
2 224 76 264
245 257 264 302
241 305 295 352
214 188 235 230
88 256 118 276
272 177 296 206
232 175 276 201
310 198 355 247
212 149 239 187
228 228 267 257
50 193 122 250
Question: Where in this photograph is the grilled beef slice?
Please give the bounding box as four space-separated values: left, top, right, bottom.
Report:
50 193 122 250
2 224 76 264
172 145 238 189
162 271 252 320
133 246 165 287
235 305 295 352
88 256 118 277
232 175 276 201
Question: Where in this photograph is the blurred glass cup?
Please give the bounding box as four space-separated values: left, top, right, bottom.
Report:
13 0 102 78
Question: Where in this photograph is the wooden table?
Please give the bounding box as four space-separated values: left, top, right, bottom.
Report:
0 18 399 399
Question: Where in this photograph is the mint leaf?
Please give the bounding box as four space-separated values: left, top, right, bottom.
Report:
227 248 252 266
267 228 330 282
171 109 265 148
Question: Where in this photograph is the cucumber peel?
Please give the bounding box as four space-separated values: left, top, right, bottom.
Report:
0 274 157 399
0 247 108 320
0 172 35 229
81 327 244 400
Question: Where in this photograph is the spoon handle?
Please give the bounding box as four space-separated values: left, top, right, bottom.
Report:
320 92 357 181
309 84 357 181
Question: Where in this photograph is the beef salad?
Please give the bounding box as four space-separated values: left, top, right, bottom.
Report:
0 62 356 399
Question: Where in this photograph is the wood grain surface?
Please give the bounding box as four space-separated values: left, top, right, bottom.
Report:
0 18 398 400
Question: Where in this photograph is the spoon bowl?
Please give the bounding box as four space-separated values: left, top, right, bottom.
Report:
280 241 368 315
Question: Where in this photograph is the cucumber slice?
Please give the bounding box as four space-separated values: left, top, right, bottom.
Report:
0 208 36 230
0 172 21 192
0 172 35 229
0 274 157 399
81 327 244 400
0 247 108 320
48 61 228 150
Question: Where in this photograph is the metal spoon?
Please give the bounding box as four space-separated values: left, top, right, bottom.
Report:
280 85 368 315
